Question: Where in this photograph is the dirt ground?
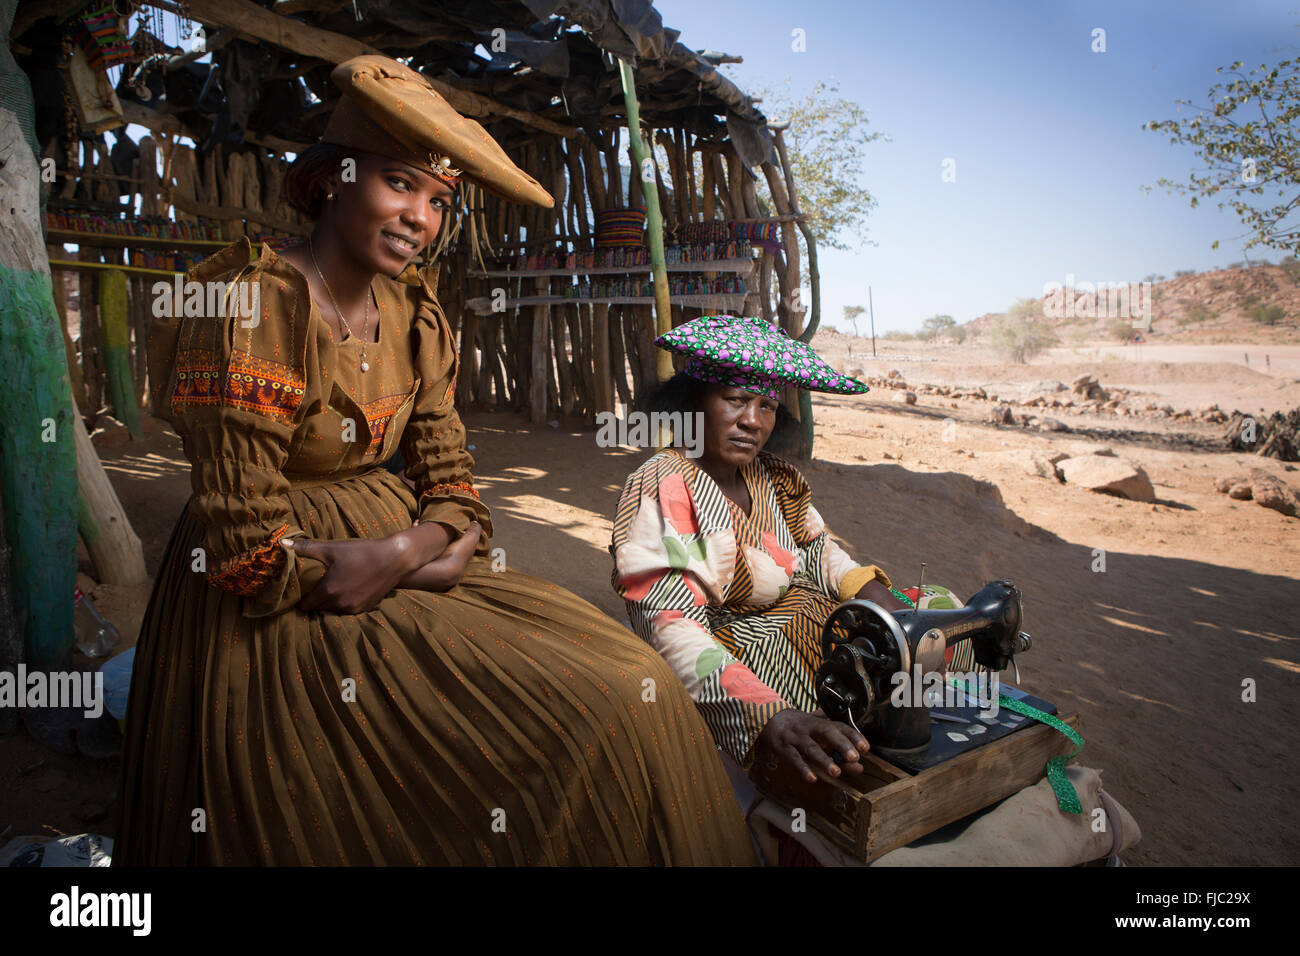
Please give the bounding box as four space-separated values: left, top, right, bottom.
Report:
3 338 1298 866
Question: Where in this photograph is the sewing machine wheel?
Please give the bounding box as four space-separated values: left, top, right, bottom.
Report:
816 600 913 731
819 599 911 676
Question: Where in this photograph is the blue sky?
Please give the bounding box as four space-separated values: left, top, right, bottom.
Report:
652 0 1300 333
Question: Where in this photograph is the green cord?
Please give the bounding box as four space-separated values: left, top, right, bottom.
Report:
890 591 1083 813
948 677 1085 814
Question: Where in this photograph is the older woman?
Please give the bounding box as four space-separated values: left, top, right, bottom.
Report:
115 56 755 866
610 315 971 785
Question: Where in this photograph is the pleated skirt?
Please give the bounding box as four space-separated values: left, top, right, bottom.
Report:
113 467 756 865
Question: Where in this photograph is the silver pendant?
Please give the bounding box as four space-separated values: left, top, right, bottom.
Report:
360 359 370 372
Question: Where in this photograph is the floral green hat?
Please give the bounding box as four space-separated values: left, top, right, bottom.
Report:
655 315 869 400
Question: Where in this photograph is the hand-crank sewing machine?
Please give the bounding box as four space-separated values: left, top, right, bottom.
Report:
748 577 1080 861
815 579 1033 760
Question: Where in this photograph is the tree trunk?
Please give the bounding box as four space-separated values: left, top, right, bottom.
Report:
0 18 80 665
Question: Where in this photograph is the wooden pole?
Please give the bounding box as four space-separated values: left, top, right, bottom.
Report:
617 59 673 383
869 285 877 357
593 303 613 416
98 267 143 437
0 16 79 664
49 259 91 416
73 411 147 586
529 277 548 423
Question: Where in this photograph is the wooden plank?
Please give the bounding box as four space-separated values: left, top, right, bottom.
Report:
751 713 1082 863
862 713 1082 860
467 258 757 278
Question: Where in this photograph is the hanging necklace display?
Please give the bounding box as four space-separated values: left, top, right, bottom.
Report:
309 238 373 372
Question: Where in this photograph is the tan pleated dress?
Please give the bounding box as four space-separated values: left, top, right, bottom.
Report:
113 238 755 865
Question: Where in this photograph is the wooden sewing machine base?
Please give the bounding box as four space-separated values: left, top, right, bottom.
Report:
748 709 1082 863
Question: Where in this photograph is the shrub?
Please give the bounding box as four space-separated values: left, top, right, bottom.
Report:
1108 320 1138 341
990 298 1060 363
1178 303 1216 326
1249 304 1286 326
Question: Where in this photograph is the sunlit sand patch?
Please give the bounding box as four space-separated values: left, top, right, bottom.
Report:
1233 627 1296 643
1115 688 1187 714
1099 615 1169 636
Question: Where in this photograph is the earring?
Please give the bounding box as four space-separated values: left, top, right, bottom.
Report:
326 192 336 200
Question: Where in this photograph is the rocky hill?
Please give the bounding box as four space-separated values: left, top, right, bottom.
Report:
959 261 1300 343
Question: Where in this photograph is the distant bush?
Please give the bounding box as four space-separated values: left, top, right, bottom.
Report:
990 298 1060 363
1281 258 1300 284
1249 304 1286 326
1108 320 1138 341
1178 303 1217 326
882 329 916 341
1174 269 1197 278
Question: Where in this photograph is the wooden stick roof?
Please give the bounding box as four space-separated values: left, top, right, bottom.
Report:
38 0 779 167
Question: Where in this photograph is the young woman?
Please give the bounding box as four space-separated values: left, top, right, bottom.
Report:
115 56 755 866
610 315 970 784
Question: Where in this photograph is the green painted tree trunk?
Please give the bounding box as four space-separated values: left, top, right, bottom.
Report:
1 0 79 666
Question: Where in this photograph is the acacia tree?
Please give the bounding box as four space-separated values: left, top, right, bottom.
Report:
756 80 886 252
843 304 865 355
1144 58 1300 254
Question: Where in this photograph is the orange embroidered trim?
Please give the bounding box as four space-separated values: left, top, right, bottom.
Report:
422 480 480 501
207 522 290 596
359 391 410 457
173 350 306 426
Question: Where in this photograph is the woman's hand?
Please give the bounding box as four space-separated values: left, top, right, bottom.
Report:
855 577 912 612
290 536 417 614
395 522 481 592
755 708 870 784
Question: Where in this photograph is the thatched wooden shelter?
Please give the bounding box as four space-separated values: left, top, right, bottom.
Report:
2 0 822 665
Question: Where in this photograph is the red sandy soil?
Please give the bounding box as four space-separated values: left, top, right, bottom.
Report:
3 341 1298 866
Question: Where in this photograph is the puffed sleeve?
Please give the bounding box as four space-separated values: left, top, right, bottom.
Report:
399 274 493 555
611 453 790 767
761 452 893 602
160 244 325 618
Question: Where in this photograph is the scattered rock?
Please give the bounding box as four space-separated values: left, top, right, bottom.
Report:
895 390 917 405
999 449 1062 480
1058 455 1156 501
1218 468 1300 515
887 369 903 380
988 405 1014 425
1071 374 1109 402
1035 417 1070 432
